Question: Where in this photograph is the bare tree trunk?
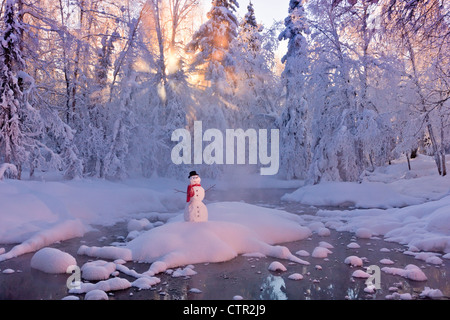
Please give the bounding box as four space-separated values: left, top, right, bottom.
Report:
440 115 447 176
427 122 442 175
406 153 411 170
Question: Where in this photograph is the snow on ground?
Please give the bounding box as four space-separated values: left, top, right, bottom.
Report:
0 176 186 262
0 154 449 299
283 155 450 255
282 155 450 209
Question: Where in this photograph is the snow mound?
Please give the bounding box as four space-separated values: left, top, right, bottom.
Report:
122 202 311 274
77 245 132 261
288 273 304 280
352 270 370 278
30 247 76 274
311 246 332 258
69 277 131 294
172 266 197 278
0 177 184 262
355 228 372 239
85 289 109 300
81 260 116 281
420 287 444 299
132 277 161 290
319 241 334 249
282 181 425 209
127 218 152 232
0 220 85 262
381 264 428 281
268 261 287 272
386 292 413 300
380 258 394 265
344 255 363 267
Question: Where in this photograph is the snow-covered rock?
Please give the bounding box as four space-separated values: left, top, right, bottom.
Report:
30 247 76 274
268 261 287 272
311 247 332 258
382 264 427 281
351 270 371 278
288 273 304 280
344 255 363 267
85 289 109 300
81 260 116 281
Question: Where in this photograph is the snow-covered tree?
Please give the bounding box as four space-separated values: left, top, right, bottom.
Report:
0 0 28 178
277 0 311 180
186 0 239 92
0 0 82 179
226 2 280 132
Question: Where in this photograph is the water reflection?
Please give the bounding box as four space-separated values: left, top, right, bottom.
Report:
260 275 288 300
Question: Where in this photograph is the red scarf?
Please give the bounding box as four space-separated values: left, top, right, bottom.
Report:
186 184 201 202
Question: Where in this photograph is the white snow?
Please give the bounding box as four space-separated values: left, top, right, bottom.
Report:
127 218 153 232
77 245 132 261
347 242 360 249
351 270 371 278
30 247 77 274
172 266 197 278
2 268 15 274
379 258 395 265
268 261 287 272
311 246 332 258
355 228 373 239
318 241 334 249
386 292 413 300
344 255 363 267
81 260 116 281
420 287 444 299
0 155 449 299
114 202 312 274
84 289 109 300
69 277 131 294
317 227 331 236
0 177 185 262
381 264 428 281
295 249 309 257
288 273 304 280
131 277 160 290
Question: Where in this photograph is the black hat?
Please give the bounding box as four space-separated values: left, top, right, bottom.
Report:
188 171 199 178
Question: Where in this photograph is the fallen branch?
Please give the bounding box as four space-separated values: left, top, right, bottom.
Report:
173 184 216 194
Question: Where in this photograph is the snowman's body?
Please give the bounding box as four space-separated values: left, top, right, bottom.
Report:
184 175 208 222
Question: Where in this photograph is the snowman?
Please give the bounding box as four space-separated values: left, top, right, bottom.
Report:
184 171 208 222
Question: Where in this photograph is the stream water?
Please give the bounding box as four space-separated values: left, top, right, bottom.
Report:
0 187 449 300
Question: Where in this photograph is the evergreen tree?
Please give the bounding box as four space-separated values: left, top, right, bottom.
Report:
0 0 27 178
277 0 311 179
186 0 239 88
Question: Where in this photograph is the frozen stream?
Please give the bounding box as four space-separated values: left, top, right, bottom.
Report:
0 187 449 300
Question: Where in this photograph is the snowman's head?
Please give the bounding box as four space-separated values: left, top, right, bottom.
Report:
190 175 201 185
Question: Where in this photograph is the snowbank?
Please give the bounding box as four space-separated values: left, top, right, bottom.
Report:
282 155 450 209
317 195 450 254
78 202 312 275
286 156 450 254
0 177 185 262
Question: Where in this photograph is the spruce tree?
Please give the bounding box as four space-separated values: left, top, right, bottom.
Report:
0 0 27 178
277 0 311 179
186 0 239 85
